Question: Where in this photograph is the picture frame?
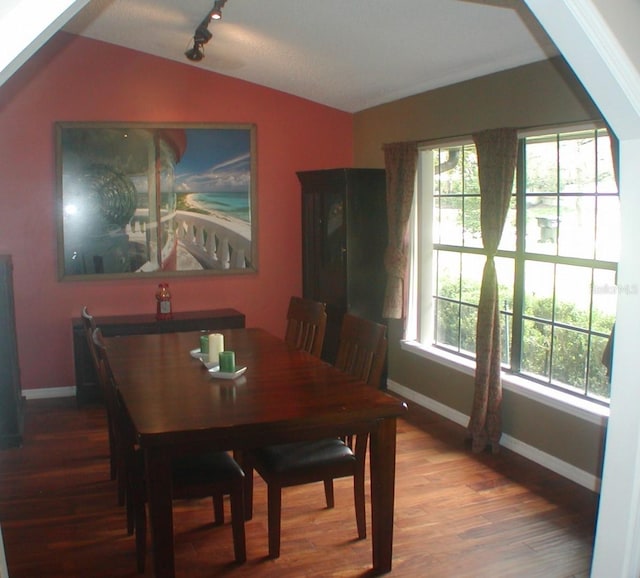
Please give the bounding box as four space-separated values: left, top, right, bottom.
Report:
55 122 257 280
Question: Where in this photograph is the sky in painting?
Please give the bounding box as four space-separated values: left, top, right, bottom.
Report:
174 128 251 194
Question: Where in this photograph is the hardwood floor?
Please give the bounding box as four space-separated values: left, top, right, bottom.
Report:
0 397 597 577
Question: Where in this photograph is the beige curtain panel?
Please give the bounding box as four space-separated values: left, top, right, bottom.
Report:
467 127 518 454
382 141 418 319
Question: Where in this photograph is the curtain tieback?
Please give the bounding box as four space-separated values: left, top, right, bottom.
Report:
384 246 406 278
484 248 498 259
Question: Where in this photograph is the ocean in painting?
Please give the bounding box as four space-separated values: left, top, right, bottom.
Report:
180 191 250 223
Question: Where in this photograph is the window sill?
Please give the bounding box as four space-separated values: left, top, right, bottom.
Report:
400 340 609 426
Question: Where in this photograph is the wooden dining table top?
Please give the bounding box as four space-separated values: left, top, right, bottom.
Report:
105 327 407 449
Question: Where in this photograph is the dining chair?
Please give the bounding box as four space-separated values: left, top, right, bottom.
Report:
334 313 388 449
334 312 387 388
81 306 119 486
90 326 132 529
284 296 327 357
92 328 247 571
80 306 98 372
241 313 387 559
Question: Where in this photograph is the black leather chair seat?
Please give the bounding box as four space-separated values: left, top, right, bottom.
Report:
253 439 355 474
172 451 245 486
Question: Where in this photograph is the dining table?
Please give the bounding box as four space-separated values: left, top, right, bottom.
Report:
105 327 407 577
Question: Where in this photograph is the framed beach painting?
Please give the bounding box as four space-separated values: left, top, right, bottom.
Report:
55 122 257 280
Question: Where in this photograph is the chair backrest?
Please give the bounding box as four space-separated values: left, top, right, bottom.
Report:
284 296 327 358
81 306 99 372
81 305 96 333
91 328 119 416
334 313 387 387
92 329 137 464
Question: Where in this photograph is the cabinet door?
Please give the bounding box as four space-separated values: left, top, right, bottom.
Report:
302 187 346 309
344 171 388 321
318 189 347 308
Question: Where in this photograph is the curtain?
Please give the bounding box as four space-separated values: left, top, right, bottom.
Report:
382 141 419 319
467 128 518 454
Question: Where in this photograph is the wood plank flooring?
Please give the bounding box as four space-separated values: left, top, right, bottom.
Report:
0 397 598 577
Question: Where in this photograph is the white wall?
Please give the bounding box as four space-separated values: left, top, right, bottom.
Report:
526 1 640 576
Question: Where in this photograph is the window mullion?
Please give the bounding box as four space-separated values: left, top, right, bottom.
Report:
510 139 526 373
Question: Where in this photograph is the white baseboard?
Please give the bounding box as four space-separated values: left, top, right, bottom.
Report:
24 380 600 491
387 379 601 493
22 386 76 400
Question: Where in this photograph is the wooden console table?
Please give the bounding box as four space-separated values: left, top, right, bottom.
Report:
72 308 245 405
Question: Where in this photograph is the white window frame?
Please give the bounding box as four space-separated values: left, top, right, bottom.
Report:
402 124 614 423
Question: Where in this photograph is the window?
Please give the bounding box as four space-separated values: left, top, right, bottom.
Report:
408 127 619 403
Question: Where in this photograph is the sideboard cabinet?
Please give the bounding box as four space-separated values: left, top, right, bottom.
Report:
72 308 245 405
0 255 24 448
298 168 387 364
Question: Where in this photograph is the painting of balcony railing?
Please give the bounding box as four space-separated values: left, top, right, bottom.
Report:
57 122 257 280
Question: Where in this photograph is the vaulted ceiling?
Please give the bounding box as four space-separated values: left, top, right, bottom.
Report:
61 0 558 113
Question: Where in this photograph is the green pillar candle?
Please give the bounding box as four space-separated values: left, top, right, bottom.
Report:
219 351 236 373
199 334 209 354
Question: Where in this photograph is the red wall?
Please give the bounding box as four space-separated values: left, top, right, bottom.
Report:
0 33 353 392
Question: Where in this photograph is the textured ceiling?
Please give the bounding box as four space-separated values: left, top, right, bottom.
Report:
63 0 558 113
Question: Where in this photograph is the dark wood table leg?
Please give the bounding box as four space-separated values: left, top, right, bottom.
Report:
145 448 174 578
369 417 397 574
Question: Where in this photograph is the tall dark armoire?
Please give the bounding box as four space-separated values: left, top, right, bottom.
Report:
298 168 387 364
0 255 24 448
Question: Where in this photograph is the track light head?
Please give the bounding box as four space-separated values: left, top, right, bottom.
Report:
185 41 205 62
210 0 228 21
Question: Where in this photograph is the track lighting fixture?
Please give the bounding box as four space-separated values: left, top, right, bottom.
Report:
184 0 230 62
185 41 205 62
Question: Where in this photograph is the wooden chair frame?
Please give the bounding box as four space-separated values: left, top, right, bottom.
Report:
284 296 327 358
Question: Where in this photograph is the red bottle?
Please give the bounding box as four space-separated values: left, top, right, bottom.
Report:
155 283 173 320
